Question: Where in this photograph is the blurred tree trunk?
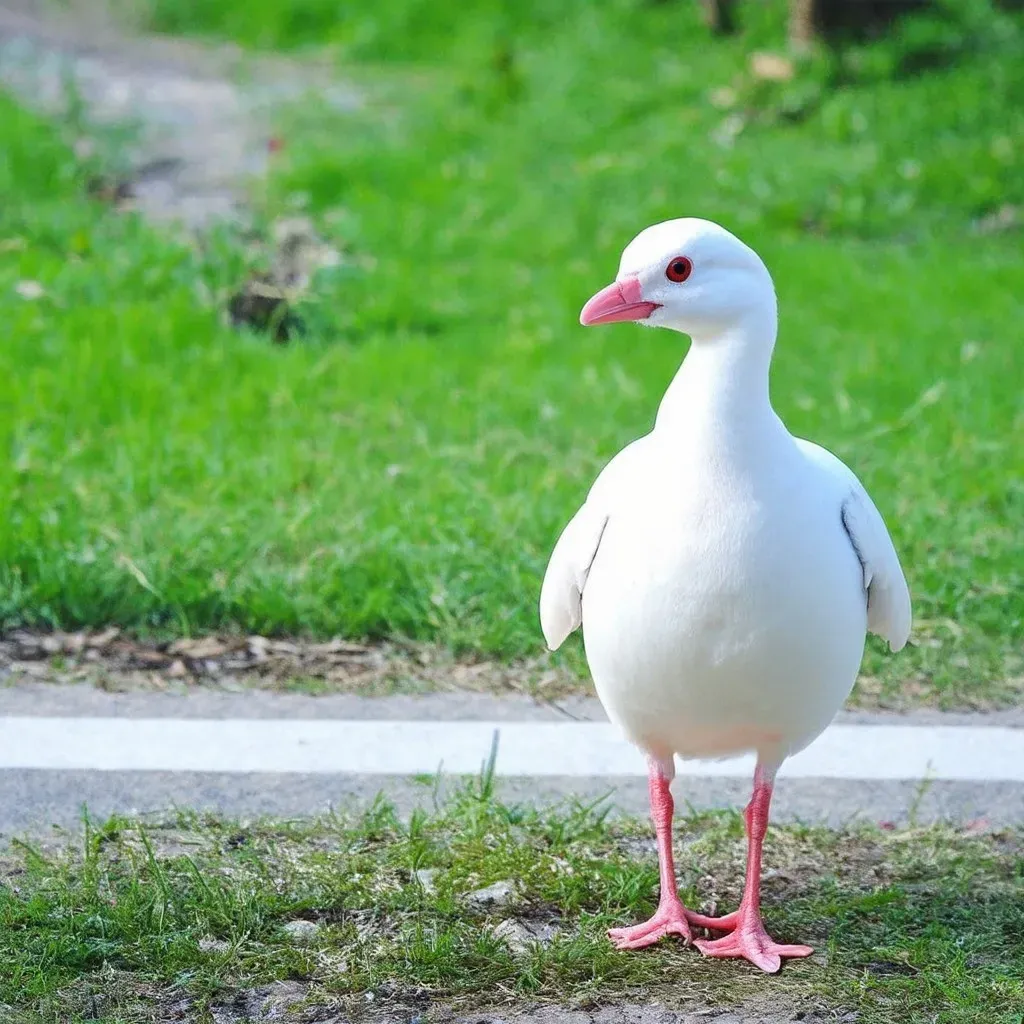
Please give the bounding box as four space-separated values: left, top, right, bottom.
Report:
789 0 817 48
699 1 941 47
790 0 934 45
700 0 738 34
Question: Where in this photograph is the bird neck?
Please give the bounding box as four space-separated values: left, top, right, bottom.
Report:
654 311 777 441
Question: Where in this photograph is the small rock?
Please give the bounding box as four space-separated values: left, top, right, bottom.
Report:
466 879 522 910
166 659 189 679
282 919 320 942
198 936 229 953
492 918 533 953
247 635 270 660
491 917 557 954
414 867 439 894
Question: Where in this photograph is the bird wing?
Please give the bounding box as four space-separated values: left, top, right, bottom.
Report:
539 437 647 651
797 439 912 651
538 499 609 651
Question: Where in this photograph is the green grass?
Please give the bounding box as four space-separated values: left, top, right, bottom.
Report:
1 0 1023 707
2 785 1022 1022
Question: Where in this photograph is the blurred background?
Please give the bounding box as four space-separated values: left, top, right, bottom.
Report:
1 0 1022 707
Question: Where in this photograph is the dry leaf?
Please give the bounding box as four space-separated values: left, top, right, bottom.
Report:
749 52 795 82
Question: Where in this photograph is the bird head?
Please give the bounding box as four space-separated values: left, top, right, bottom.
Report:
579 218 776 342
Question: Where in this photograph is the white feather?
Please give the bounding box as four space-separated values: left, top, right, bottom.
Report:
539 438 648 650
539 502 607 650
796 440 912 651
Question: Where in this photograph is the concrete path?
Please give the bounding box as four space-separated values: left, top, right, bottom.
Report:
2 686 1021 836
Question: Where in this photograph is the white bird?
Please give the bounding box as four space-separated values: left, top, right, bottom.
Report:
540 218 911 973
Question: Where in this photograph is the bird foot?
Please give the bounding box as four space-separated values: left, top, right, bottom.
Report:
684 908 740 932
608 896 694 950
692 906 812 973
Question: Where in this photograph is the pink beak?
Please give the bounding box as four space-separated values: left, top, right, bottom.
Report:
579 276 661 326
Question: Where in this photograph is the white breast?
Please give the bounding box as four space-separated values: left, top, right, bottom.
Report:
580 432 867 766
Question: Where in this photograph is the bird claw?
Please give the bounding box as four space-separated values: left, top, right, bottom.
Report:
608 897 694 950
692 910 813 973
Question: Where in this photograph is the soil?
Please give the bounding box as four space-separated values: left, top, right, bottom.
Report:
0 627 582 699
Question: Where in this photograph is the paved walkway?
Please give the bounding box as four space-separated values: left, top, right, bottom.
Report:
3 686 1021 836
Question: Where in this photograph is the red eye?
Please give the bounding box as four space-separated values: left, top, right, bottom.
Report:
665 256 692 283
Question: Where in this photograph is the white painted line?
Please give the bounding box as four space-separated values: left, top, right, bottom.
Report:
0 718 1021 782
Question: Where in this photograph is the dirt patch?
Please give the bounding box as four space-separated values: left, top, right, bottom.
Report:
46 986 839 1024
229 990 847 1024
46 977 838 1024
47 967 194 1023
440 1000 843 1024
210 980 323 1023
298 998 846 1024
0 628 581 698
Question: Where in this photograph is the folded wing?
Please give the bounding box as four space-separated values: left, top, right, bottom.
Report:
798 439 912 651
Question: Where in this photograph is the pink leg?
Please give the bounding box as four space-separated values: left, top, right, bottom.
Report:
608 756 694 949
692 763 814 973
